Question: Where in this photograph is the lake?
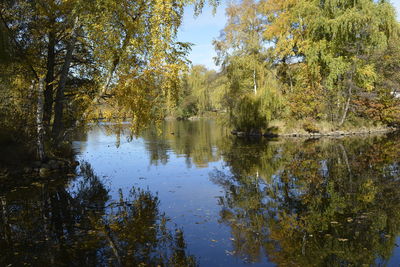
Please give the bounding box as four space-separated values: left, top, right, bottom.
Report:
1 119 400 266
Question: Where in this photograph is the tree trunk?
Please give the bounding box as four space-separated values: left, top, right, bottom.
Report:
52 17 79 139
36 78 46 161
75 1 148 126
43 29 56 129
339 83 352 127
0 196 10 242
104 224 122 267
253 68 257 95
79 35 131 124
79 62 116 122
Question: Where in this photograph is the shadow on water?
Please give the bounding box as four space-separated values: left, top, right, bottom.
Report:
0 161 197 266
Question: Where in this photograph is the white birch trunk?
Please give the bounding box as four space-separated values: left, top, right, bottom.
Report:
36 78 45 161
253 69 257 95
339 84 352 126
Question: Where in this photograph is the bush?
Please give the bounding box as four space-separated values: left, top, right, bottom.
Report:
231 95 268 134
175 95 198 119
303 120 319 133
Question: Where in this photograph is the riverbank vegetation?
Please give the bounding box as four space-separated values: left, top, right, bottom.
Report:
1 0 400 164
173 0 400 135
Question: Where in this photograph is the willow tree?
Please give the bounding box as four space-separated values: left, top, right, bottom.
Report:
260 0 400 125
214 0 265 95
179 65 221 115
213 0 284 133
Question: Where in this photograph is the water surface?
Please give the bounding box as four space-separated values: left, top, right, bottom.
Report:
1 119 400 266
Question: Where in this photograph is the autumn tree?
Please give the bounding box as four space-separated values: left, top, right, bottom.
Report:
260 0 400 125
0 0 219 160
213 0 285 133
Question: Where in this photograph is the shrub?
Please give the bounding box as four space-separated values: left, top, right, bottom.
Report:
175 95 198 119
303 120 319 133
231 95 268 133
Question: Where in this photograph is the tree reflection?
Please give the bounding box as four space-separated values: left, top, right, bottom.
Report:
0 162 197 266
141 119 226 168
211 134 400 265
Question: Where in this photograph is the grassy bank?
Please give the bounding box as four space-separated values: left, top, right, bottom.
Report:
267 119 399 137
169 113 399 137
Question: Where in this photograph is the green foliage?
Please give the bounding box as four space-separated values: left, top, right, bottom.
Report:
260 0 400 125
230 95 267 133
208 0 400 131
257 75 286 121
213 0 287 133
175 95 199 119
174 65 226 118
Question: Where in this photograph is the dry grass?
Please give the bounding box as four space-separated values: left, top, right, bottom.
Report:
268 118 392 135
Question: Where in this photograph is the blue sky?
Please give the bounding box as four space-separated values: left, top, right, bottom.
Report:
177 0 400 70
177 3 227 71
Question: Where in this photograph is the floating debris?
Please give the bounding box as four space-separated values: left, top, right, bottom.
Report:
225 250 235 255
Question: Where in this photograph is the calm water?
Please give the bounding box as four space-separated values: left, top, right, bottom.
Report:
1 119 400 266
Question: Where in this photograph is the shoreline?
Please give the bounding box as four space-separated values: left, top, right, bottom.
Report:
232 127 400 138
